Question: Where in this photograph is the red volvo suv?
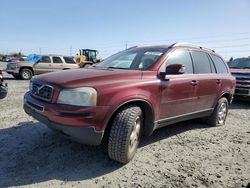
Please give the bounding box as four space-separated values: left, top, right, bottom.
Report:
23 43 236 163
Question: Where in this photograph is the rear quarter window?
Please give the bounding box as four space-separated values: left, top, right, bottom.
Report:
210 54 228 73
63 57 76 64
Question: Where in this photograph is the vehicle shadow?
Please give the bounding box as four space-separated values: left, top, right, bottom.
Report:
0 122 121 187
3 77 17 80
0 119 210 187
140 119 210 147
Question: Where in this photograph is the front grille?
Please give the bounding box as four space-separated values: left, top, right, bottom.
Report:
236 78 250 89
31 82 53 102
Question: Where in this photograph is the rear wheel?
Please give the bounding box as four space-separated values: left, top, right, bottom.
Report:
108 105 142 163
83 63 92 68
207 97 229 126
20 68 33 80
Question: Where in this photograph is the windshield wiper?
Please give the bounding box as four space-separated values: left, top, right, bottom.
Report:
229 67 240 69
107 66 128 70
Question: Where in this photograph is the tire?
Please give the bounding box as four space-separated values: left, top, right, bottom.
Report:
108 105 142 164
20 68 33 80
83 63 92 68
207 97 229 126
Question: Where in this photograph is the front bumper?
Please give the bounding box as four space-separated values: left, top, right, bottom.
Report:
234 87 250 96
6 67 19 75
23 92 107 145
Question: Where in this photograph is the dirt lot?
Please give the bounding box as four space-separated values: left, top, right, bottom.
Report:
0 61 249 188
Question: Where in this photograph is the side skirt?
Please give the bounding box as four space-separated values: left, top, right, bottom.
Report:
154 108 213 129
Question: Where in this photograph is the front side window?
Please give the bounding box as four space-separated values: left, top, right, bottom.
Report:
160 49 194 74
228 58 250 69
53 57 63 64
40 56 51 63
191 51 212 74
95 48 167 70
210 54 228 73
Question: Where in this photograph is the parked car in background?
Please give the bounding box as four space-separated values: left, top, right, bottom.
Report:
228 57 250 100
6 55 79 80
0 70 8 99
23 43 235 163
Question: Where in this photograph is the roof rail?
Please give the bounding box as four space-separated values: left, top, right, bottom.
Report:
170 42 215 53
125 46 138 50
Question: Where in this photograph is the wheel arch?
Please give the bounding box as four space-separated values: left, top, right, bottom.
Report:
19 66 34 75
104 99 155 140
219 92 233 104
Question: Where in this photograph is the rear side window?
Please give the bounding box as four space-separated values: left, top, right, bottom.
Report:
53 57 63 63
191 51 212 74
63 57 76 64
40 56 51 63
161 49 194 74
210 54 229 73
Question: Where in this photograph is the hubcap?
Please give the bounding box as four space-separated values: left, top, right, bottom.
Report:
217 102 227 124
23 71 30 79
129 116 141 154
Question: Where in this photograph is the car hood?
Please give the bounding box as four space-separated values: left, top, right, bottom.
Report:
33 68 143 88
230 68 250 74
230 68 250 79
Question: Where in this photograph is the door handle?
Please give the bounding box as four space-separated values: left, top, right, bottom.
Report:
191 80 198 86
216 79 222 84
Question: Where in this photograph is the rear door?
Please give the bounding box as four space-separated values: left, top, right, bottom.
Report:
52 56 64 71
33 56 52 75
159 49 197 120
190 50 220 111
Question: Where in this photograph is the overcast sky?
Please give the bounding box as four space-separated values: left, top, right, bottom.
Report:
0 0 250 60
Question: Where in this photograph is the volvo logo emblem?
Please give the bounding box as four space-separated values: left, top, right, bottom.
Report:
34 85 44 95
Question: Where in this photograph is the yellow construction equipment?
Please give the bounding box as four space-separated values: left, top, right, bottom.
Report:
74 49 100 68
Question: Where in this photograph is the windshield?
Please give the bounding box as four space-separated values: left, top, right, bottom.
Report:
228 58 250 69
95 47 168 70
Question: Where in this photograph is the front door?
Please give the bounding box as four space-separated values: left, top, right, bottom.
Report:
34 56 52 75
159 49 198 122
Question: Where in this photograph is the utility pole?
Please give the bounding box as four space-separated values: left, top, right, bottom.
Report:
39 48 41 55
125 41 128 49
70 46 72 56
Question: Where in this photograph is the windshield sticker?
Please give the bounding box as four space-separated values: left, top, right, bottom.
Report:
144 52 163 56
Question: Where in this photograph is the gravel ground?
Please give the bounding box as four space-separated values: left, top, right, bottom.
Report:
0 61 250 188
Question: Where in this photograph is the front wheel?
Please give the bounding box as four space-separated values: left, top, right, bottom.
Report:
108 105 142 164
20 68 33 80
207 97 229 126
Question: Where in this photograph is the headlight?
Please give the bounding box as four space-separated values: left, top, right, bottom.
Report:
57 87 97 106
29 81 33 91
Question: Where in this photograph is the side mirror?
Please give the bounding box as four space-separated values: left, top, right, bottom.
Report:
166 64 185 75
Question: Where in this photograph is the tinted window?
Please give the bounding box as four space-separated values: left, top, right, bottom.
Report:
228 58 250 69
207 55 216 73
63 57 76 64
161 49 193 74
40 56 51 63
210 54 228 73
53 57 63 63
191 51 211 74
